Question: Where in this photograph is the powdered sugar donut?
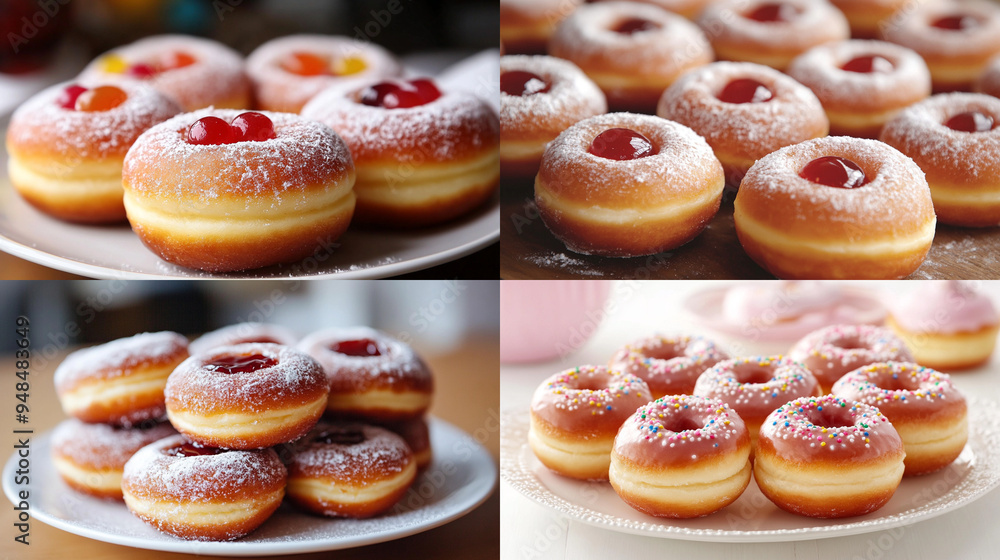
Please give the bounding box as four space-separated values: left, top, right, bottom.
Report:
880 92 1000 227
593 0 714 20
535 112 725 257
829 0 909 39
246 35 402 113
121 434 287 540
500 0 583 54
733 137 935 280
787 40 931 138
608 334 728 398
657 61 828 186
697 0 849 71
189 323 298 355
373 417 433 468
500 55 607 179
79 35 250 111
789 324 914 392
549 1 712 112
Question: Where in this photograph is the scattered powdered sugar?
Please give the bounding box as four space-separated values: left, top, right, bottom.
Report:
289 423 411 480
51 418 177 469
54 331 188 389
698 0 849 52
500 55 606 139
297 327 432 391
524 252 606 276
883 0 1000 58
189 323 299 355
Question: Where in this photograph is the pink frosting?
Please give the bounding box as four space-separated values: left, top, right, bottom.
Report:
891 281 999 334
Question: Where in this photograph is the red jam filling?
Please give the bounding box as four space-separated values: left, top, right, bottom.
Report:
500 70 550 96
589 128 658 160
314 428 366 445
359 78 441 109
841 55 894 74
799 156 868 189
205 353 277 374
330 339 383 357
945 111 994 132
931 14 980 31
746 3 799 22
56 84 88 109
612 17 661 35
718 78 773 104
163 442 226 457
186 112 276 145
126 62 157 78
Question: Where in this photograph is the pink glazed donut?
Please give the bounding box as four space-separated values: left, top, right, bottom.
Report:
789 324 914 393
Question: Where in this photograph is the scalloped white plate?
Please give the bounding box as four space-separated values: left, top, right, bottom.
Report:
3 417 496 556
500 399 1000 543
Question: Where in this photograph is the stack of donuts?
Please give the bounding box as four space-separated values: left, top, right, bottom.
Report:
6 34 499 272
51 323 434 541
501 0 1000 279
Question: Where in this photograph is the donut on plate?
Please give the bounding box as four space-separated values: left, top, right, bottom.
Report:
54 331 189 426
657 61 828 186
285 422 416 518
535 112 725 257
373 417 433 468
79 35 251 111
828 0 909 39
51 419 177 500
189 323 298 355
754 394 905 518
549 1 712 112
246 35 402 113
6 81 180 223
122 109 356 272
530 365 652 480
500 55 607 180
122 434 287 540
608 334 728 398
880 92 1000 227
609 395 751 518
733 136 936 279
165 343 329 449
832 362 968 475
787 40 931 138
789 324 914 393
500 0 584 54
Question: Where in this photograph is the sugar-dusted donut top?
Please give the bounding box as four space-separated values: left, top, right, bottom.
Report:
693 355 821 423
288 422 412 480
189 323 299 355
698 0 849 51
882 0 1000 60
531 365 652 438
500 54 606 140
297 326 432 393
54 331 189 390
832 362 967 421
52 418 177 469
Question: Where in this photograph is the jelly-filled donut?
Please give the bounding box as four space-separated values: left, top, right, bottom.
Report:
734 136 935 279
165 343 329 449
829 0 909 39
530 365 652 480
189 323 298 355
754 395 905 518
697 0 849 71
880 92 1000 227
122 109 356 272
608 334 729 398
51 419 177 500
610 395 751 518
832 362 968 475
374 417 433 468
500 55 607 180
301 78 499 227
882 0 1000 92
535 112 725 257
657 61 828 185
693 355 821 451
122 434 287 540
246 35 402 113
297 327 434 421
787 40 931 138
285 422 416 518
6 81 180 223
500 0 583 54
549 1 712 112
789 324 914 393
80 35 251 111
54 331 189 426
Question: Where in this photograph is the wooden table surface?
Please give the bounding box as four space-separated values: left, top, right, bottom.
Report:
1 334 499 560
500 180 1000 280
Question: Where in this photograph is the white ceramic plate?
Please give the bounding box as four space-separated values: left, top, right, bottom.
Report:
3 417 496 556
500 400 1000 543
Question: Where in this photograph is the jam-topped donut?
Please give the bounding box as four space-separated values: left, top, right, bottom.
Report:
880 92 1000 227
189 323 298 355
657 61 828 186
121 434 287 541
285 422 416 518
609 395 751 518
693 356 820 453
122 109 356 272
79 35 251 111
54 331 189 426
789 324 914 393
787 40 932 138
608 334 729 398
6 81 180 223
297 327 434 421
530 365 652 480
697 0 850 71
246 35 402 113
754 395 905 518
832 362 968 475
549 1 712 112
829 0 909 39
733 136 935 279
535 112 725 257
500 55 607 180
51 419 177 500
165 343 328 449
301 77 499 227
882 0 1000 92
500 0 583 54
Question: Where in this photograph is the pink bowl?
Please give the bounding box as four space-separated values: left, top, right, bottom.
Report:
500 280 612 363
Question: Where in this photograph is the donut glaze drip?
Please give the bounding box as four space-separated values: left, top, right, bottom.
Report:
945 111 994 132
205 354 278 374
718 78 774 104
932 14 979 31
799 156 868 188
330 339 384 357
841 55 894 74
501 70 550 96
613 17 661 35
746 3 800 23
163 442 226 457
313 427 366 445
588 128 658 160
